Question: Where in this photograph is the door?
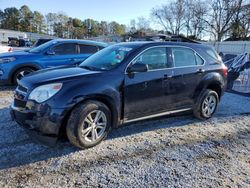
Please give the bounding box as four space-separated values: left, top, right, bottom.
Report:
168 47 206 108
41 43 78 68
124 47 173 120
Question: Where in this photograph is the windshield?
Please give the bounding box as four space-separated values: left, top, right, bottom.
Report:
29 40 57 53
80 45 134 70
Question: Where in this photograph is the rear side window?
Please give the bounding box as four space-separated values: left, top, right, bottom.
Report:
52 43 77 55
133 47 168 70
172 47 204 67
205 48 219 60
79 44 98 54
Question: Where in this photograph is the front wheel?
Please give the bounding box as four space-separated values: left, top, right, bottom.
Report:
193 89 219 120
66 101 111 149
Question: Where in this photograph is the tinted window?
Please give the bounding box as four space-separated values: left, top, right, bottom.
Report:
172 47 203 67
52 43 77 55
133 47 168 70
196 54 204 65
205 48 219 60
79 44 98 54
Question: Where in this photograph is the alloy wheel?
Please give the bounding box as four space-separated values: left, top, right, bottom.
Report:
81 110 107 143
16 70 33 82
202 95 217 117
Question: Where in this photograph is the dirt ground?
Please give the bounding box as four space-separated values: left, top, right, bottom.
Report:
0 87 249 188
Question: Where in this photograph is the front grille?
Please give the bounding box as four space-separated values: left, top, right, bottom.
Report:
14 84 28 108
14 98 26 108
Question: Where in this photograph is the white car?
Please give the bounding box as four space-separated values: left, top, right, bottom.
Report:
0 45 13 54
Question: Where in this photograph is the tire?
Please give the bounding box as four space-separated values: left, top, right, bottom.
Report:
193 89 219 120
66 100 111 149
13 67 35 85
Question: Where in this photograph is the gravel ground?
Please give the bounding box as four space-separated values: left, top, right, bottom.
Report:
0 87 249 188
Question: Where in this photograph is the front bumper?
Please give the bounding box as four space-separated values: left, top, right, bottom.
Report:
10 103 66 146
0 68 12 85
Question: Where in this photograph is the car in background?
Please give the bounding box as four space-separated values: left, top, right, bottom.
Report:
32 38 53 48
10 41 228 149
0 39 107 85
0 45 13 54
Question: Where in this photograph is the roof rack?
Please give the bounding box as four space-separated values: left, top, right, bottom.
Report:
128 34 200 44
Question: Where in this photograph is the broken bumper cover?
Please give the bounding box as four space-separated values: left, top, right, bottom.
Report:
10 103 66 146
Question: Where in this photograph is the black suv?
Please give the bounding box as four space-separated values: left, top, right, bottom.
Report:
10 42 228 149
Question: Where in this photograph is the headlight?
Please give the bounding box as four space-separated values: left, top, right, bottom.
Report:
28 83 63 103
0 57 16 63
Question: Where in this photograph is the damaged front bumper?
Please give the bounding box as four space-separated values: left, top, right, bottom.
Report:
10 103 66 146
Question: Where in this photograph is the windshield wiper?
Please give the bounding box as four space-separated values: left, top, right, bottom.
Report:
81 65 100 71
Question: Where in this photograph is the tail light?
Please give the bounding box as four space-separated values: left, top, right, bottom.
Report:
8 47 13 52
222 63 228 77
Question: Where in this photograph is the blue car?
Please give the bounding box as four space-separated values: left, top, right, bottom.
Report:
0 39 107 85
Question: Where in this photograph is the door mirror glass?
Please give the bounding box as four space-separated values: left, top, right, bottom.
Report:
127 63 148 73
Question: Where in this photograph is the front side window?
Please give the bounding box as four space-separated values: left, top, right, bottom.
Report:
133 47 168 70
172 47 204 67
52 43 77 55
79 44 98 54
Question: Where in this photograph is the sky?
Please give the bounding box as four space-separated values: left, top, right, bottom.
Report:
0 0 167 26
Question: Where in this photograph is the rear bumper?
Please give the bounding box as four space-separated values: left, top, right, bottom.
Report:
10 103 66 146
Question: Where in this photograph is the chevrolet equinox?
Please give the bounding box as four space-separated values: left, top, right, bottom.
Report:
10 42 228 149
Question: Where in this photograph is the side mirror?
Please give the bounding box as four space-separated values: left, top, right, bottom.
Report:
127 63 148 73
46 50 55 55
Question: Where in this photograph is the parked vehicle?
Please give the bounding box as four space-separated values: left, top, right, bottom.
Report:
8 37 32 47
10 41 228 149
32 39 53 48
0 39 107 85
0 45 13 54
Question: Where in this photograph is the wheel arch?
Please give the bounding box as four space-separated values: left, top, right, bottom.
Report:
59 94 120 137
10 63 41 84
193 73 225 103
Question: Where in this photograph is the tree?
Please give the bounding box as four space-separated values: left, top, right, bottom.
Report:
99 21 109 35
203 0 243 41
1 7 20 30
45 12 57 35
108 21 126 35
19 5 32 32
137 17 150 31
32 11 45 33
53 12 69 37
229 2 250 39
151 0 186 35
184 0 207 39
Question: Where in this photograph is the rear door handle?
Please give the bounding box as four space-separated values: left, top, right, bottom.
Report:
196 69 205 74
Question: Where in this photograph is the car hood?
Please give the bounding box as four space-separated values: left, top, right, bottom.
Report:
20 66 101 88
0 50 33 58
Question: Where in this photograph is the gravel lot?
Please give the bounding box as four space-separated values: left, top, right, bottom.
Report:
0 87 249 188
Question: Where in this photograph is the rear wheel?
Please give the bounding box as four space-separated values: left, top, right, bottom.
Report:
193 89 219 120
13 67 35 85
66 101 111 149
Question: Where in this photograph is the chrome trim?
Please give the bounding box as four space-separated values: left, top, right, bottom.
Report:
11 103 27 113
125 45 206 74
124 108 192 123
171 46 206 67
